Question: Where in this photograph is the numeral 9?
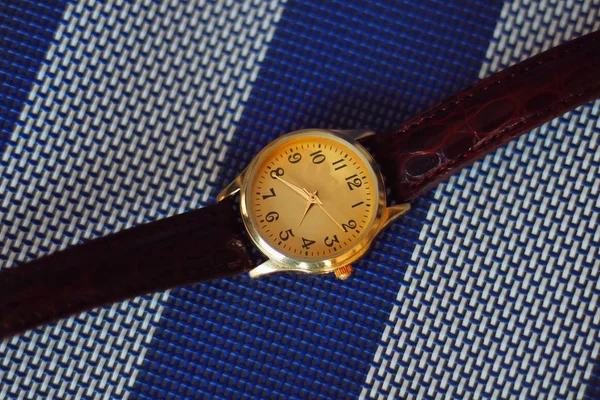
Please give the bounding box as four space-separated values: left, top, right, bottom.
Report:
288 153 302 164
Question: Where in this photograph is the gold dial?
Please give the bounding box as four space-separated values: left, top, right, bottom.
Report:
244 132 378 262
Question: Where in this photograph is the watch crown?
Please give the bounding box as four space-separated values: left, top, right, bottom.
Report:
334 265 353 281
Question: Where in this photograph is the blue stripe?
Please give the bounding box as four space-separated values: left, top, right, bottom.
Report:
132 1 505 398
0 0 70 152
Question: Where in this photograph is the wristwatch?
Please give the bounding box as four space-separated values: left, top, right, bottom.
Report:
1 30 599 339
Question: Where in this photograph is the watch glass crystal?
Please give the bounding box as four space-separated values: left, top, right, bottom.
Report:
244 131 379 262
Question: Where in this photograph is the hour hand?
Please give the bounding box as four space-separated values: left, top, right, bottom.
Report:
298 190 318 227
298 199 313 227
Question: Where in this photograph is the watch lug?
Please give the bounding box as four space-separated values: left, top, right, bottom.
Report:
249 259 307 279
249 259 337 279
381 203 411 229
217 168 247 202
332 129 375 141
249 259 279 278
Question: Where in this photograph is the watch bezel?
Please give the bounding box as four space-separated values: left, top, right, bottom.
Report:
238 129 387 276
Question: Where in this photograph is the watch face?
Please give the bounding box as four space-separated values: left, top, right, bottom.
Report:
241 130 384 268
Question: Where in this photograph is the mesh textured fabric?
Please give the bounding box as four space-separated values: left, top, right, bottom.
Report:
362 2 600 398
0 0 285 398
0 0 599 399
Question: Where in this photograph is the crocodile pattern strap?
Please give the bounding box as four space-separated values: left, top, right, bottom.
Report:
0 199 252 339
366 30 600 204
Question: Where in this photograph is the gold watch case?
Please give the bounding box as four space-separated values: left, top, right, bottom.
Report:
217 129 410 279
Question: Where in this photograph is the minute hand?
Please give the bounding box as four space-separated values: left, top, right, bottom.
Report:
309 191 344 232
317 203 345 232
274 176 311 201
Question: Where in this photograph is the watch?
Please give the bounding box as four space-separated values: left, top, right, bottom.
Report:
1 30 599 339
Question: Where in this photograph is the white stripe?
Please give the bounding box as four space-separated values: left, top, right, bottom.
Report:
361 1 600 399
0 0 286 398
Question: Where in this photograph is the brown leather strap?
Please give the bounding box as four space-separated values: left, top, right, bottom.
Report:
366 30 600 204
0 199 252 339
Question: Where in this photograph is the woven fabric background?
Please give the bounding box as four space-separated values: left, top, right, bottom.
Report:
0 0 599 399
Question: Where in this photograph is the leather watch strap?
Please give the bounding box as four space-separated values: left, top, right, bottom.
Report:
0 199 252 339
367 30 600 204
